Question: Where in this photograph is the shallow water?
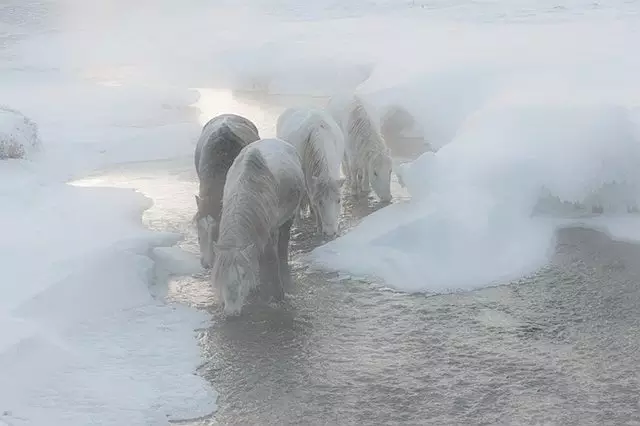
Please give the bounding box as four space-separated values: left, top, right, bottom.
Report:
80 90 640 426
91 145 640 426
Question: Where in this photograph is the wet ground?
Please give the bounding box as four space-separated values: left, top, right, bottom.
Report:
92 151 640 426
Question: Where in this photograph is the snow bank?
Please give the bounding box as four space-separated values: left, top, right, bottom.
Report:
0 170 216 424
306 20 640 293
0 106 40 159
1 11 215 422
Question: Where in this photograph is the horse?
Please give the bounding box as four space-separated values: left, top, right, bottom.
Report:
211 138 305 316
194 114 260 268
276 107 345 237
327 94 393 202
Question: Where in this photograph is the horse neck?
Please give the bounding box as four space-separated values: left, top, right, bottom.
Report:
351 120 387 167
303 129 332 181
199 181 224 216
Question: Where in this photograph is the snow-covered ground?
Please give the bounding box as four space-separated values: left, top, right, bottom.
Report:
2 0 640 423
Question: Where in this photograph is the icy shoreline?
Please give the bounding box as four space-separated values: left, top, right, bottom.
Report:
0 77 217 424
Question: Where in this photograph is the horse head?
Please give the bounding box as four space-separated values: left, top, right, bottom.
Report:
369 149 393 203
195 195 219 268
211 242 259 316
310 175 342 237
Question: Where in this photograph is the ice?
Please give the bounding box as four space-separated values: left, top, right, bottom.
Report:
1 2 216 423
153 247 202 276
0 170 217 424
0 107 40 159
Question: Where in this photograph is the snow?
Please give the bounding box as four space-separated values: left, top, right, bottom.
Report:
0 165 217 424
305 18 640 293
1 2 217 423
3 0 640 422
0 107 40 159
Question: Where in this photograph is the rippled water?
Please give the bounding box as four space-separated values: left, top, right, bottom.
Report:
78 89 640 426
93 147 640 426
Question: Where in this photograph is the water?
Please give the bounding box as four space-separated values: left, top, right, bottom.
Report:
85 91 640 426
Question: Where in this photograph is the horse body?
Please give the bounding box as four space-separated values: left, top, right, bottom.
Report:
194 114 260 268
212 138 305 316
327 94 393 202
276 107 345 237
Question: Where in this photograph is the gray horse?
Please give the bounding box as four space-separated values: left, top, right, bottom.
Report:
194 114 260 268
211 138 305 316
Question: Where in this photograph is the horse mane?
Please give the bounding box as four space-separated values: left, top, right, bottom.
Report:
217 147 278 249
302 127 329 179
347 98 390 166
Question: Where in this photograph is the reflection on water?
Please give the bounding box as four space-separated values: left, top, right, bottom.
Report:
89 154 640 426
198 227 640 426
78 90 640 425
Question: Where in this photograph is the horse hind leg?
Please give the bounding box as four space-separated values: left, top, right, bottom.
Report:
277 218 294 292
342 154 353 189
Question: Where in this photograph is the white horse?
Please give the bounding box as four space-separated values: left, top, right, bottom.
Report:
211 138 305 316
327 94 393 202
276 107 345 237
194 114 260 268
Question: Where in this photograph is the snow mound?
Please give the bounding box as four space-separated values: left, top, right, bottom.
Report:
306 31 640 293
309 100 640 293
0 106 41 160
0 165 216 424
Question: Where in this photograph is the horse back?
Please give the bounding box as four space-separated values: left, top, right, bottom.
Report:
196 115 259 182
277 107 343 180
256 139 305 222
223 139 304 231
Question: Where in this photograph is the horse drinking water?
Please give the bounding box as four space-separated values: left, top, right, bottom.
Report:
327 94 393 202
194 114 260 268
276 107 345 237
211 138 305 316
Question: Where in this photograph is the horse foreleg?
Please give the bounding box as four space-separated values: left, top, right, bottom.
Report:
294 205 304 229
312 203 323 235
259 236 283 302
277 218 294 292
361 168 371 194
354 166 365 197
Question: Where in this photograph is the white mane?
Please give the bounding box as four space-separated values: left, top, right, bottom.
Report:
217 147 279 250
277 107 344 182
346 96 390 165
